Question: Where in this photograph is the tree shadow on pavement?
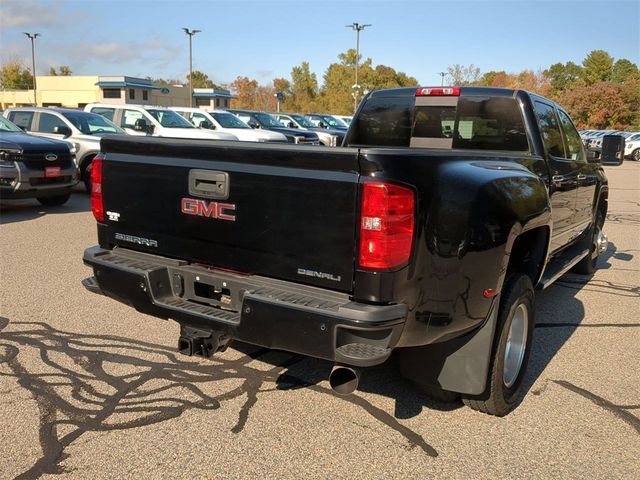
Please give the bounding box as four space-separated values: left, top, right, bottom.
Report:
0 193 89 225
0 317 438 479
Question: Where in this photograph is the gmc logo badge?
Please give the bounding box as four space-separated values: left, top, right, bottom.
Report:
181 198 236 221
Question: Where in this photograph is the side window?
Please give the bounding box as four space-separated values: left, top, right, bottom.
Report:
90 107 115 121
8 111 34 130
533 101 565 158
190 112 208 127
121 109 144 129
37 113 67 133
557 110 584 161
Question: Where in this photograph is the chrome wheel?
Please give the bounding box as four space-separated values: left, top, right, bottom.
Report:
503 303 528 388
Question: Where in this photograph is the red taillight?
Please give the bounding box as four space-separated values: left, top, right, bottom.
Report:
90 154 104 222
358 182 415 270
415 86 460 96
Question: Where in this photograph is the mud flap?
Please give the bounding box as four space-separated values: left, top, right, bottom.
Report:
399 295 500 395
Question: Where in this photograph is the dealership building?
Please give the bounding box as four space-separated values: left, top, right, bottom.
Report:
0 75 234 110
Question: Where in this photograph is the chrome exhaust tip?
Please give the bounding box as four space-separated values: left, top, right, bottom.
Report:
329 365 361 396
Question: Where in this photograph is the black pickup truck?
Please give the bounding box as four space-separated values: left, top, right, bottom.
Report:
82 86 624 416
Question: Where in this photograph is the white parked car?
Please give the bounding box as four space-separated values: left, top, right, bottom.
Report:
170 107 287 143
624 133 640 161
84 104 238 141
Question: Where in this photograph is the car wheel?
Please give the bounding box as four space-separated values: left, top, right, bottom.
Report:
573 208 606 275
462 273 534 416
82 158 94 192
37 193 71 206
632 149 640 161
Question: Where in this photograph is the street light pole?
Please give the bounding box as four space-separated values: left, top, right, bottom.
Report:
23 32 40 105
182 28 201 108
437 71 447 86
346 23 371 113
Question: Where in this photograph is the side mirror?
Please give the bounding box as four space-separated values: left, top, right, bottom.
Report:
248 121 259 129
134 118 148 132
318 121 327 128
53 125 72 137
287 121 297 129
600 135 625 166
200 120 214 130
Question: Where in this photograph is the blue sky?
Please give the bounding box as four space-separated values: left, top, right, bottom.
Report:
1 0 638 86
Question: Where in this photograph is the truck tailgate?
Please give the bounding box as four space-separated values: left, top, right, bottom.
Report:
99 137 360 292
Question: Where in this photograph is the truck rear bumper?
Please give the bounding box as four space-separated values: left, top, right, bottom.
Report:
83 246 407 367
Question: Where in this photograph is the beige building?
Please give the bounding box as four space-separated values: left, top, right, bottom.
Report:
0 75 233 110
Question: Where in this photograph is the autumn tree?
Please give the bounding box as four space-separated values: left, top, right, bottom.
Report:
479 70 509 87
0 60 33 89
445 64 481 85
289 62 318 112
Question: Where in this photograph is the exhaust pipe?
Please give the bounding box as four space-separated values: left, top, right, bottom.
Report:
329 365 361 395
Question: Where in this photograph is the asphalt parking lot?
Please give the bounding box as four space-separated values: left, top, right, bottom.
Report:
1 163 638 479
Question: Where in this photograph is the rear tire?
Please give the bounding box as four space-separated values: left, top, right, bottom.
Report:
37 193 71 206
632 149 640 161
573 208 605 275
82 158 94 192
462 273 534 416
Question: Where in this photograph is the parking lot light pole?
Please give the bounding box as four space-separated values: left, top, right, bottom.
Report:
182 28 201 108
23 32 40 105
437 71 446 86
345 23 371 113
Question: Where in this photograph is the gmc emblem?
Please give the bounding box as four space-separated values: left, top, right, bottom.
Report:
181 198 236 221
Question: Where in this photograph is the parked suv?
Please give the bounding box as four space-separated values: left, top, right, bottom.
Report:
624 133 640 160
3 107 125 191
170 107 287 143
305 113 349 131
273 113 345 146
228 109 319 145
0 116 77 205
84 104 238 142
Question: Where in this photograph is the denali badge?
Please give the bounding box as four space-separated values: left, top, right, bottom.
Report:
45 153 58 162
181 198 236 221
115 233 158 247
106 211 120 221
297 268 341 282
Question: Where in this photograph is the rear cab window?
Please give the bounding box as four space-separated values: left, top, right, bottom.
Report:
90 107 116 122
349 91 529 152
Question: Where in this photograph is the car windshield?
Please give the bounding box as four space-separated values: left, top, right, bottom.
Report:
212 112 249 129
628 133 640 142
319 115 345 128
0 116 23 132
61 111 125 135
254 112 283 128
290 114 316 128
147 109 194 128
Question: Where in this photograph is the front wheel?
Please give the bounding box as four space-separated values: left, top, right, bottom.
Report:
462 273 534 416
632 149 640 161
37 193 71 206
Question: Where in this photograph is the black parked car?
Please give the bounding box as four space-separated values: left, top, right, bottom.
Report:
0 116 77 205
227 109 319 145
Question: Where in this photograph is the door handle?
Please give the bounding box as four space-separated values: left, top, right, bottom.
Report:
188 169 229 199
577 174 587 181
551 175 564 186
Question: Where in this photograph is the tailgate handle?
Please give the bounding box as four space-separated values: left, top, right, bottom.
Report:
189 169 229 199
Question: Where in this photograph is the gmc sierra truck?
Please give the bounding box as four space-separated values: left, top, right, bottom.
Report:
82 86 625 416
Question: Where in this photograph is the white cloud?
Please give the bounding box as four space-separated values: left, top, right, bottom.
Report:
0 0 80 29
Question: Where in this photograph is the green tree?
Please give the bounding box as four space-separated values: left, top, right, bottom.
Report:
480 70 509 87
187 70 215 88
49 65 72 76
0 60 33 89
582 50 613 85
611 59 639 83
289 62 318 112
546 61 583 92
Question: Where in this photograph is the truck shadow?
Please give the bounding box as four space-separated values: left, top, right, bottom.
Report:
0 193 89 225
